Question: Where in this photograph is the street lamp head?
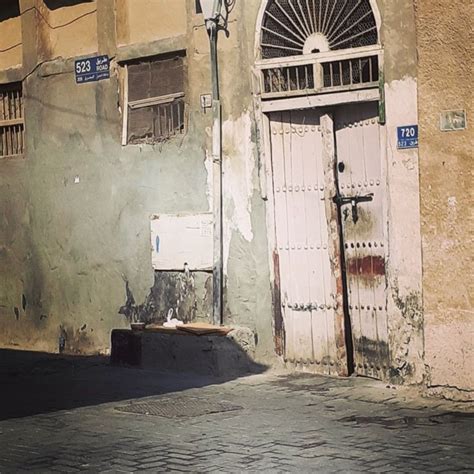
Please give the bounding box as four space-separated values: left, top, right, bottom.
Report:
198 0 223 22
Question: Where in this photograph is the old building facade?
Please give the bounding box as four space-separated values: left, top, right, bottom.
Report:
0 0 471 400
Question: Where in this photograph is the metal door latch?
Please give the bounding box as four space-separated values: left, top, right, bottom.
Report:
333 193 373 223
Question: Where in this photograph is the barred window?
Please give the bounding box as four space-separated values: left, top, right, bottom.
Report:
123 53 186 145
0 82 24 158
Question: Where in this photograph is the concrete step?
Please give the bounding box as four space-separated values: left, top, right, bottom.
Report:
111 327 267 377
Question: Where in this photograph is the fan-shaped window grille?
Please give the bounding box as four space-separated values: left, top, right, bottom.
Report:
261 0 378 59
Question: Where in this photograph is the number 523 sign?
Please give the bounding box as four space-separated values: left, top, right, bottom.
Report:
397 125 418 149
75 55 110 84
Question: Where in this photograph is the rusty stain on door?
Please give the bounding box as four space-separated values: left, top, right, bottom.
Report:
346 255 386 279
334 102 389 379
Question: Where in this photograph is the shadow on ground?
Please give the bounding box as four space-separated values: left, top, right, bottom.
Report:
0 346 267 422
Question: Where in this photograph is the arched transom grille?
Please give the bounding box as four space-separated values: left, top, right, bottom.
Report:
261 0 378 59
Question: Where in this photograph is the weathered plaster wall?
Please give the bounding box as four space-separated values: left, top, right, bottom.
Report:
4 0 459 384
191 2 274 361
0 3 22 70
0 61 210 353
116 0 187 46
0 0 274 362
415 0 473 399
379 0 424 384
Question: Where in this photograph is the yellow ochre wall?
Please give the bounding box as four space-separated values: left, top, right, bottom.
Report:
37 0 97 61
416 0 473 399
116 0 187 46
0 11 22 70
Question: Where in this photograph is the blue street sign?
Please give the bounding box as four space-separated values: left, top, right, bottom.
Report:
397 125 418 149
75 55 110 84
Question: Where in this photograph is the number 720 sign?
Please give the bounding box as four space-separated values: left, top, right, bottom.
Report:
397 125 418 149
75 55 110 84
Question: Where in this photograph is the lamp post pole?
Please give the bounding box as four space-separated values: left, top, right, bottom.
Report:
204 0 223 326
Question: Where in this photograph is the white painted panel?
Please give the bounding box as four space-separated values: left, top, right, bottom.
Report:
290 111 314 361
270 109 339 372
281 111 297 361
313 117 333 363
307 116 331 364
150 213 213 271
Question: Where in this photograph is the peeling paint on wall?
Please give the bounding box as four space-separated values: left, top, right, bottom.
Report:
58 323 96 355
0 2 275 361
118 273 212 325
389 281 423 383
222 111 255 274
384 75 424 384
204 150 213 211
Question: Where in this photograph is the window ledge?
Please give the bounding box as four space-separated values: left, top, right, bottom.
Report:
0 65 23 85
116 36 187 64
0 154 25 160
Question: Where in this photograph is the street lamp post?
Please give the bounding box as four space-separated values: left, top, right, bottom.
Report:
200 0 224 326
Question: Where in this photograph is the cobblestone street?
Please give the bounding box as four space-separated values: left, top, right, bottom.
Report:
0 350 472 473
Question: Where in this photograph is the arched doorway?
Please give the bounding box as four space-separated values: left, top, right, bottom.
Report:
255 0 389 378
260 0 379 58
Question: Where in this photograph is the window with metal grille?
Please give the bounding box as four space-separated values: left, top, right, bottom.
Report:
0 82 24 158
261 0 378 59
123 53 186 145
322 55 378 88
263 64 315 94
260 53 379 98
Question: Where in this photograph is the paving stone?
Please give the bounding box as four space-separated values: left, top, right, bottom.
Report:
0 362 473 473
137 460 168 469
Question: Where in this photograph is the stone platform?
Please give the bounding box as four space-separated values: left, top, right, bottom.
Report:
111 327 265 376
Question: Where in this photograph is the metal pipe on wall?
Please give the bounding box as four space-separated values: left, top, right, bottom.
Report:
206 0 223 326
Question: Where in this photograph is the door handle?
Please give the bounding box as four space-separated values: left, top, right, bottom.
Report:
333 193 373 223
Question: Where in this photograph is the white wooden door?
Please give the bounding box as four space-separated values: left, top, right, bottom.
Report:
269 110 345 375
269 102 389 379
334 102 389 379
